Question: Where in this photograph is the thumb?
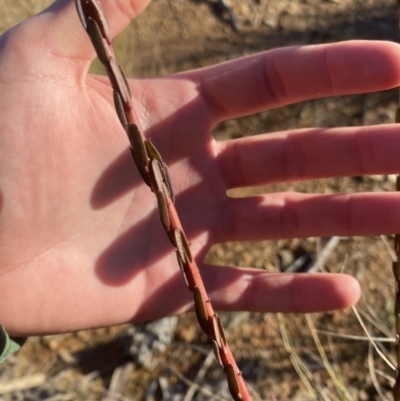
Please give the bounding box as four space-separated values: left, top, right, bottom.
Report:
5 0 151 68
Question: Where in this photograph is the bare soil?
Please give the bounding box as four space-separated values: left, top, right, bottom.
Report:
0 0 399 400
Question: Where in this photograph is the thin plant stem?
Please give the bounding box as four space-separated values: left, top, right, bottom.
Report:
394 2 400 398
74 1 252 400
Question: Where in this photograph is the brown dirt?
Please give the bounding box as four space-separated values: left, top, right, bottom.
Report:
0 0 399 400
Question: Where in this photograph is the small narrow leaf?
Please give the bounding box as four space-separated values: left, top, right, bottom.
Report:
108 57 131 104
182 271 189 287
75 0 110 39
212 314 226 349
149 159 165 193
193 287 208 323
127 124 147 169
211 340 223 368
156 190 170 231
162 162 175 203
176 252 192 291
166 230 177 247
216 314 227 346
176 252 194 290
113 90 128 129
75 0 87 31
176 251 185 274
180 229 192 263
86 0 110 40
144 140 175 202
86 17 109 65
193 291 211 336
226 364 243 401
129 148 151 187
174 228 191 265
176 252 190 288
145 139 163 163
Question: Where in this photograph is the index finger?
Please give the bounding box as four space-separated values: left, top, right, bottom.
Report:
188 40 400 122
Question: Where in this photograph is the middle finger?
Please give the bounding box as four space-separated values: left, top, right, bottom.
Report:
217 124 400 188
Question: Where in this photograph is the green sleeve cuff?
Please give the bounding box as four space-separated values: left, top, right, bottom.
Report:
0 325 26 362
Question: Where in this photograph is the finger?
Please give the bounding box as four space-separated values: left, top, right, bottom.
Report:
217 124 400 189
216 192 400 242
201 266 360 313
4 0 150 66
190 40 400 122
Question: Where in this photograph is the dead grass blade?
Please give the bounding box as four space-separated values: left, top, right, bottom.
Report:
352 306 395 370
305 314 352 401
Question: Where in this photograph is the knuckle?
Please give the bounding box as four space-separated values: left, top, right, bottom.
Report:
262 54 288 105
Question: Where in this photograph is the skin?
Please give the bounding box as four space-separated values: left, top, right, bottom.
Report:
0 0 400 336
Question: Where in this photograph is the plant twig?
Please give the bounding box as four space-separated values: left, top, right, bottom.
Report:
394 3 400 397
74 1 252 400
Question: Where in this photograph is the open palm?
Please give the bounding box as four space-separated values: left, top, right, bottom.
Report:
1 0 400 336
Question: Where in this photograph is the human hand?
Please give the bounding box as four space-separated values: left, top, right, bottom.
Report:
0 0 399 336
